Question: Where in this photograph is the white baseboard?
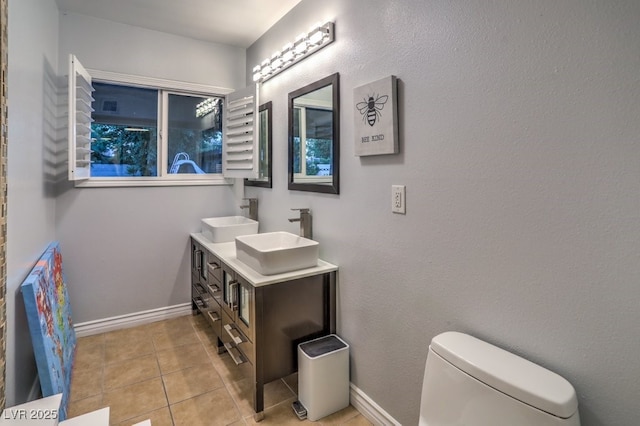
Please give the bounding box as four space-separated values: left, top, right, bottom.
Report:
350 383 401 426
73 303 192 337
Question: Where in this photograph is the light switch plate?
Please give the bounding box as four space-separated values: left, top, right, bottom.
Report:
392 185 406 214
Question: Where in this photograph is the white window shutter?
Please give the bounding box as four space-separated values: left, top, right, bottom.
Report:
68 54 94 181
223 84 259 179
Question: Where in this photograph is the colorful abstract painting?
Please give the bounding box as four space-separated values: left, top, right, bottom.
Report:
21 242 76 420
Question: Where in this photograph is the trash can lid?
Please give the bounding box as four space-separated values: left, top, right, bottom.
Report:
300 335 347 358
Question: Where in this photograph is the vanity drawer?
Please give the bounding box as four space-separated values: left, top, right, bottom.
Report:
192 282 207 311
206 253 223 284
192 280 207 297
204 298 222 338
193 284 212 308
194 284 223 337
191 273 201 313
206 278 223 306
221 310 254 366
237 333 254 366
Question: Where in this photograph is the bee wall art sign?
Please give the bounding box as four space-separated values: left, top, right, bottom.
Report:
354 75 399 156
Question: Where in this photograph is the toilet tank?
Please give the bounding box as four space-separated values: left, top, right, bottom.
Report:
419 332 580 426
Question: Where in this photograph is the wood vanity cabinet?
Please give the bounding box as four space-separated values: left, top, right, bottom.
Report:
191 241 224 351
190 240 207 313
190 236 337 421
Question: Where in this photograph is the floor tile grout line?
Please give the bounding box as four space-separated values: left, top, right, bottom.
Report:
100 325 170 425
191 313 305 421
73 315 366 425
102 353 163 394
165 315 223 425
69 334 106 407
219 370 246 423
75 317 216 424
159 354 177 426
281 376 297 399
102 377 167 426
193 313 248 423
192 317 263 417
154 324 177 426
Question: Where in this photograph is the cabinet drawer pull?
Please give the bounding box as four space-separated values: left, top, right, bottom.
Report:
207 262 220 273
194 249 202 270
223 342 246 365
229 281 239 311
207 283 220 294
192 297 204 308
224 324 245 345
207 311 220 322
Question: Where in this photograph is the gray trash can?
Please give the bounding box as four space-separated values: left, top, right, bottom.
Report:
297 334 350 421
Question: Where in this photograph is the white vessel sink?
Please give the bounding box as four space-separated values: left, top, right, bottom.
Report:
235 231 319 275
201 216 259 243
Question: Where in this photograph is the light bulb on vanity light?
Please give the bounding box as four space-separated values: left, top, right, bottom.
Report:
308 22 325 45
294 33 308 56
270 51 283 70
260 59 272 76
281 42 295 64
252 65 262 82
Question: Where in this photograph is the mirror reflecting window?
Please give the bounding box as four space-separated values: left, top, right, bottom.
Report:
288 73 339 194
245 102 272 187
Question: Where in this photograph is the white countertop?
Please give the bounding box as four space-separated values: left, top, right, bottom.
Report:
191 233 338 287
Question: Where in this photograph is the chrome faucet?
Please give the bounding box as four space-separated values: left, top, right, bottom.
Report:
240 198 258 221
288 208 312 239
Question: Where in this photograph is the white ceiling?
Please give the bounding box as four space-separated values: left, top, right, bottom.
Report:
55 0 301 48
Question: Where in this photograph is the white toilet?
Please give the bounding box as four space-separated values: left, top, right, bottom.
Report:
419 332 580 426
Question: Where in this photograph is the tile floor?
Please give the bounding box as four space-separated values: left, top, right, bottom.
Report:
69 314 371 426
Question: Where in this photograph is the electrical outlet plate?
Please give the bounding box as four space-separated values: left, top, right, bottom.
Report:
392 185 406 214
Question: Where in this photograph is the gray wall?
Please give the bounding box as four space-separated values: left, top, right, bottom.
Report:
6 0 60 406
55 13 245 323
7 7 248 406
7 1 640 423
6 4 247 405
246 1 640 425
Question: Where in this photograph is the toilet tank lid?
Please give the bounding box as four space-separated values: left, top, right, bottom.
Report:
430 332 578 419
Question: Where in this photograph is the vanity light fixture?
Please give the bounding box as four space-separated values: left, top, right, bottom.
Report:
252 21 335 83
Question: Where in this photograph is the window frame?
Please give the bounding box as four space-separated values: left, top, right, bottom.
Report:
75 68 235 188
245 101 273 188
